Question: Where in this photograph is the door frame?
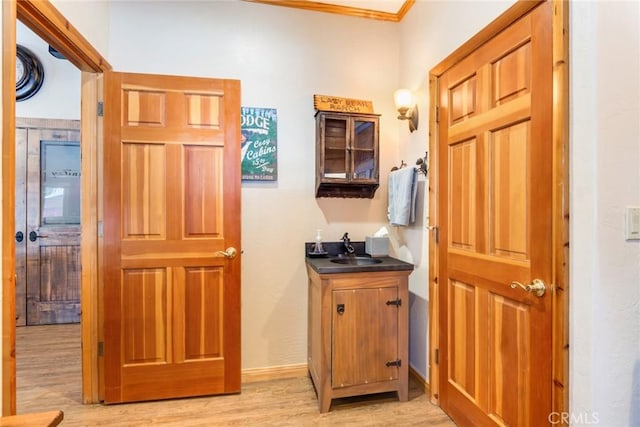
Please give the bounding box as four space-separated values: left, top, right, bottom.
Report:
427 0 569 419
2 0 111 414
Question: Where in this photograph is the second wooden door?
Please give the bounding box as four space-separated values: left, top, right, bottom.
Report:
102 72 242 403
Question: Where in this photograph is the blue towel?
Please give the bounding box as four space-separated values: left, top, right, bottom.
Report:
387 167 418 226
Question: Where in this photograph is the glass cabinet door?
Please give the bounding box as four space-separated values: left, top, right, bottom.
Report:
323 116 348 179
352 118 376 180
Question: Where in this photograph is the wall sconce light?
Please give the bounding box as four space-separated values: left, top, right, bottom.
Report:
393 89 418 132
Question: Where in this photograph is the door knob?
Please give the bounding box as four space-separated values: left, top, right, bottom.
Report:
28 231 48 242
15 231 24 243
510 278 546 297
216 247 238 259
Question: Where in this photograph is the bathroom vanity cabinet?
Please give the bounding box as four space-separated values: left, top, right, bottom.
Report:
306 266 410 413
314 111 380 198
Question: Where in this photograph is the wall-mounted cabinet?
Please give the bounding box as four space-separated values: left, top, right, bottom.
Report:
315 111 379 198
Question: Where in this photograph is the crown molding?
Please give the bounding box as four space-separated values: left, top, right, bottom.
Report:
244 0 415 23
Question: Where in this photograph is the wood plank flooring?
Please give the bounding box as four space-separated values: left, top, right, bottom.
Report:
17 324 455 426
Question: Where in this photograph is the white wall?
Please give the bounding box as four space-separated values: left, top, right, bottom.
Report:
397 0 516 379
15 21 80 120
107 0 404 370
50 0 110 58
571 1 640 425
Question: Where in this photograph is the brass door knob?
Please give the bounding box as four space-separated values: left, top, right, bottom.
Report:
510 279 546 297
216 247 238 259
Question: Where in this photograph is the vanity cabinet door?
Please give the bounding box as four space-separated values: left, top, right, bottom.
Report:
331 286 399 387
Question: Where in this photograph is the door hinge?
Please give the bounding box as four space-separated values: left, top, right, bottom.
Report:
97 101 104 117
385 359 402 367
434 348 439 364
98 341 104 357
385 298 402 307
427 225 439 244
435 105 440 123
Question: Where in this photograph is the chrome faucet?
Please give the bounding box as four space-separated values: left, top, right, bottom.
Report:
342 232 356 255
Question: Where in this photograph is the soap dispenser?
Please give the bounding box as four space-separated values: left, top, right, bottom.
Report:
314 229 325 254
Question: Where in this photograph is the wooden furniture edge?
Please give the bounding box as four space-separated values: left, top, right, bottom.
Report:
2 0 18 416
551 0 570 422
0 410 63 427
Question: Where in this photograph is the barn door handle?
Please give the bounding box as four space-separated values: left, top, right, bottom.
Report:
15 231 24 243
510 279 546 297
28 231 48 242
216 247 238 259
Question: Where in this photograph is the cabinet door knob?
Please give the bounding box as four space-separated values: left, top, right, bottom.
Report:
336 304 345 315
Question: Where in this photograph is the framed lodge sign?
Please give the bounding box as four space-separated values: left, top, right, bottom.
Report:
241 107 277 181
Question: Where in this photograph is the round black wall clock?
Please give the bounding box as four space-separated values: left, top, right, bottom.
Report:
16 44 45 102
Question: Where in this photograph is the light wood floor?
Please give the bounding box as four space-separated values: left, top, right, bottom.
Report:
17 324 455 426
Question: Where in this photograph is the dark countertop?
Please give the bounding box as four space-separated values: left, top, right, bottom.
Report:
305 241 414 274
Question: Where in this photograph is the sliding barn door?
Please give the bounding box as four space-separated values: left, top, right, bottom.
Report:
103 71 241 403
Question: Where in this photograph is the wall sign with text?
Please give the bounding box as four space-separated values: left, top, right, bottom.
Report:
241 107 277 181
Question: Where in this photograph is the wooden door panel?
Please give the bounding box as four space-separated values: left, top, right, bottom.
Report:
448 280 476 398
492 42 531 106
104 71 241 403
449 76 477 125
490 122 529 259
449 139 478 252
332 287 398 387
124 89 166 127
487 294 530 426
122 143 167 239
438 3 552 426
184 146 223 237
182 266 223 360
122 268 167 365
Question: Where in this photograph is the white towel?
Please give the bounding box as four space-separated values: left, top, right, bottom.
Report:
387 167 418 226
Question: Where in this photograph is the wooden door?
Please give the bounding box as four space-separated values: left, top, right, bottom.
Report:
437 3 552 426
332 286 398 387
103 71 241 403
15 121 82 326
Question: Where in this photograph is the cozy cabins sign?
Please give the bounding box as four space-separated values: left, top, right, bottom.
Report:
241 107 277 181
